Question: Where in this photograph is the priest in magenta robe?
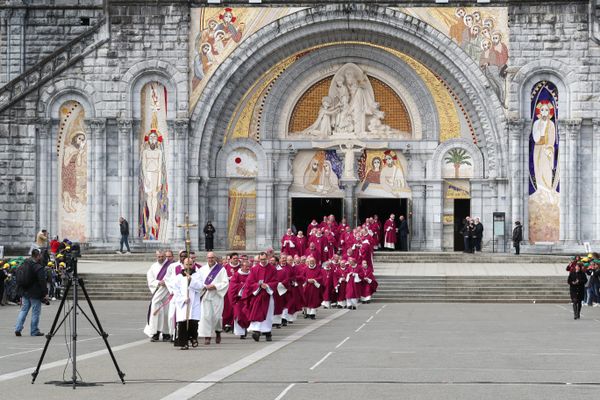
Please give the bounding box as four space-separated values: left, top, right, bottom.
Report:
302 256 324 319
383 214 398 250
243 252 278 342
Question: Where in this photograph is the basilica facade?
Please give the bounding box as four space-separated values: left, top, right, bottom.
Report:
0 0 598 252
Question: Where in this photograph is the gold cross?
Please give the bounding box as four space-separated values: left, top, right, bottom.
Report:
177 213 197 255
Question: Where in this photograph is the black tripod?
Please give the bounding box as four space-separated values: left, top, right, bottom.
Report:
31 258 126 388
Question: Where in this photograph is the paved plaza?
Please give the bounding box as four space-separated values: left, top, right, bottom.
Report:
1 298 600 400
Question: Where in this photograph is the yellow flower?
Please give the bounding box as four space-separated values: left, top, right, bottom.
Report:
3 263 9 269
10 261 17 266
59 262 66 268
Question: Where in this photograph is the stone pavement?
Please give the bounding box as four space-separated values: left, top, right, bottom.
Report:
1 300 599 399
75 258 568 276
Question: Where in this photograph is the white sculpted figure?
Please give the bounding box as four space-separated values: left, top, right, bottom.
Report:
295 63 400 138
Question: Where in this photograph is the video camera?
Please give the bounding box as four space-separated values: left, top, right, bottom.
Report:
56 242 82 274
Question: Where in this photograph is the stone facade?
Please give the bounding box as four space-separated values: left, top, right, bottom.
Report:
0 0 598 253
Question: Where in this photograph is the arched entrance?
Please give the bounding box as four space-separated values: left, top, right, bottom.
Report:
189 5 507 251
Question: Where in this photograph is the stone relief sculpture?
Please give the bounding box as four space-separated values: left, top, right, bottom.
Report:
296 63 403 139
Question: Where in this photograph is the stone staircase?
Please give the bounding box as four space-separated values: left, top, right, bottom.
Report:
77 273 570 303
80 273 150 301
0 15 110 114
80 251 572 264
375 276 568 303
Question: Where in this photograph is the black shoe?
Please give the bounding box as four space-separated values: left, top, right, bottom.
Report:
240 334 247 340
252 331 260 342
265 333 272 342
310 315 316 320
224 325 232 333
282 319 288 327
151 333 160 342
304 314 309 319
162 334 171 342
275 324 281 329
32 332 44 337
15 331 21 337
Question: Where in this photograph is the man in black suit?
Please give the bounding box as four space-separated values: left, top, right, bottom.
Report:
398 215 409 251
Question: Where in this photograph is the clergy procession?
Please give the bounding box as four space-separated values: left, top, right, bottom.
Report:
144 214 388 350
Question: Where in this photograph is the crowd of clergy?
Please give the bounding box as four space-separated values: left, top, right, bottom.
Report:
144 214 401 350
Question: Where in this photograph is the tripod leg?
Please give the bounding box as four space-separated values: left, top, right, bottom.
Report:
78 278 126 383
31 279 72 384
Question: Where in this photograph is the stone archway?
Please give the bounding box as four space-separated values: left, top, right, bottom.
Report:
189 4 508 249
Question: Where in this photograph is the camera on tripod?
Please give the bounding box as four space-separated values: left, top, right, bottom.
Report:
57 242 82 274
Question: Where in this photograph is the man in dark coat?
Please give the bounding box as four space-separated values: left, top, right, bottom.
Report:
119 217 131 254
398 215 409 251
14 249 48 336
473 217 484 252
204 221 216 251
460 217 474 253
512 221 523 255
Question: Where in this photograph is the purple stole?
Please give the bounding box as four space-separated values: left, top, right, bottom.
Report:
156 260 172 281
205 263 224 285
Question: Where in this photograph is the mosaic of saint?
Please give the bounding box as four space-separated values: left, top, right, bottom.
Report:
57 101 88 242
139 82 169 241
528 81 559 243
290 150 343 197
358 150 411 198
228 179 256 250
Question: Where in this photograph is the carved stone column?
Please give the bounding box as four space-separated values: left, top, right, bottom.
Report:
88 118 107 243
37 118 52 233
594 119 600 243
508 117 524 227
117 119 133 228
174 119 189 243
564 119 582 244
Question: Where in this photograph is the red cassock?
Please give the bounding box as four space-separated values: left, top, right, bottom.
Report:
295 236 307 257
321 265 337 304
285 264 304 315
323 233 336 261
345 266 365 300
304 248 322 266
243 263 278 322
273 264 291 315
340 231 353 255
361 267 378 299
228 270 250 329
222 263 237 328
302 266 324 308
307 222 319 236
358 240 374 270
383 219 397 245
333 266 348 301
281 234 298 257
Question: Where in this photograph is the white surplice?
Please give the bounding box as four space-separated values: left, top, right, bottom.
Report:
173 271 204 322
143 260 170 337
197 264 230 337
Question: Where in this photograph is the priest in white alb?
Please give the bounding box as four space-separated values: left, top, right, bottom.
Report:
173 257 204 350
197 252 230 345
144 250 172 342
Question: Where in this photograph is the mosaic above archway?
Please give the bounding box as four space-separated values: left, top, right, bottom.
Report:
189 5 509 115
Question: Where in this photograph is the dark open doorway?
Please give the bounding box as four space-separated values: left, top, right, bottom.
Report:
358 198 408 250
453 199 471 251
291 197 343 235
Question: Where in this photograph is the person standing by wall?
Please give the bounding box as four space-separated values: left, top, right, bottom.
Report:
398 215 409 251
118 217 131 254
512 221 523 255
473 217 484 252
14 249 48 336
204 221 216 251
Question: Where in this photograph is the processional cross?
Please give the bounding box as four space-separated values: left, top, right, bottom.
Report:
177 213 197 255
